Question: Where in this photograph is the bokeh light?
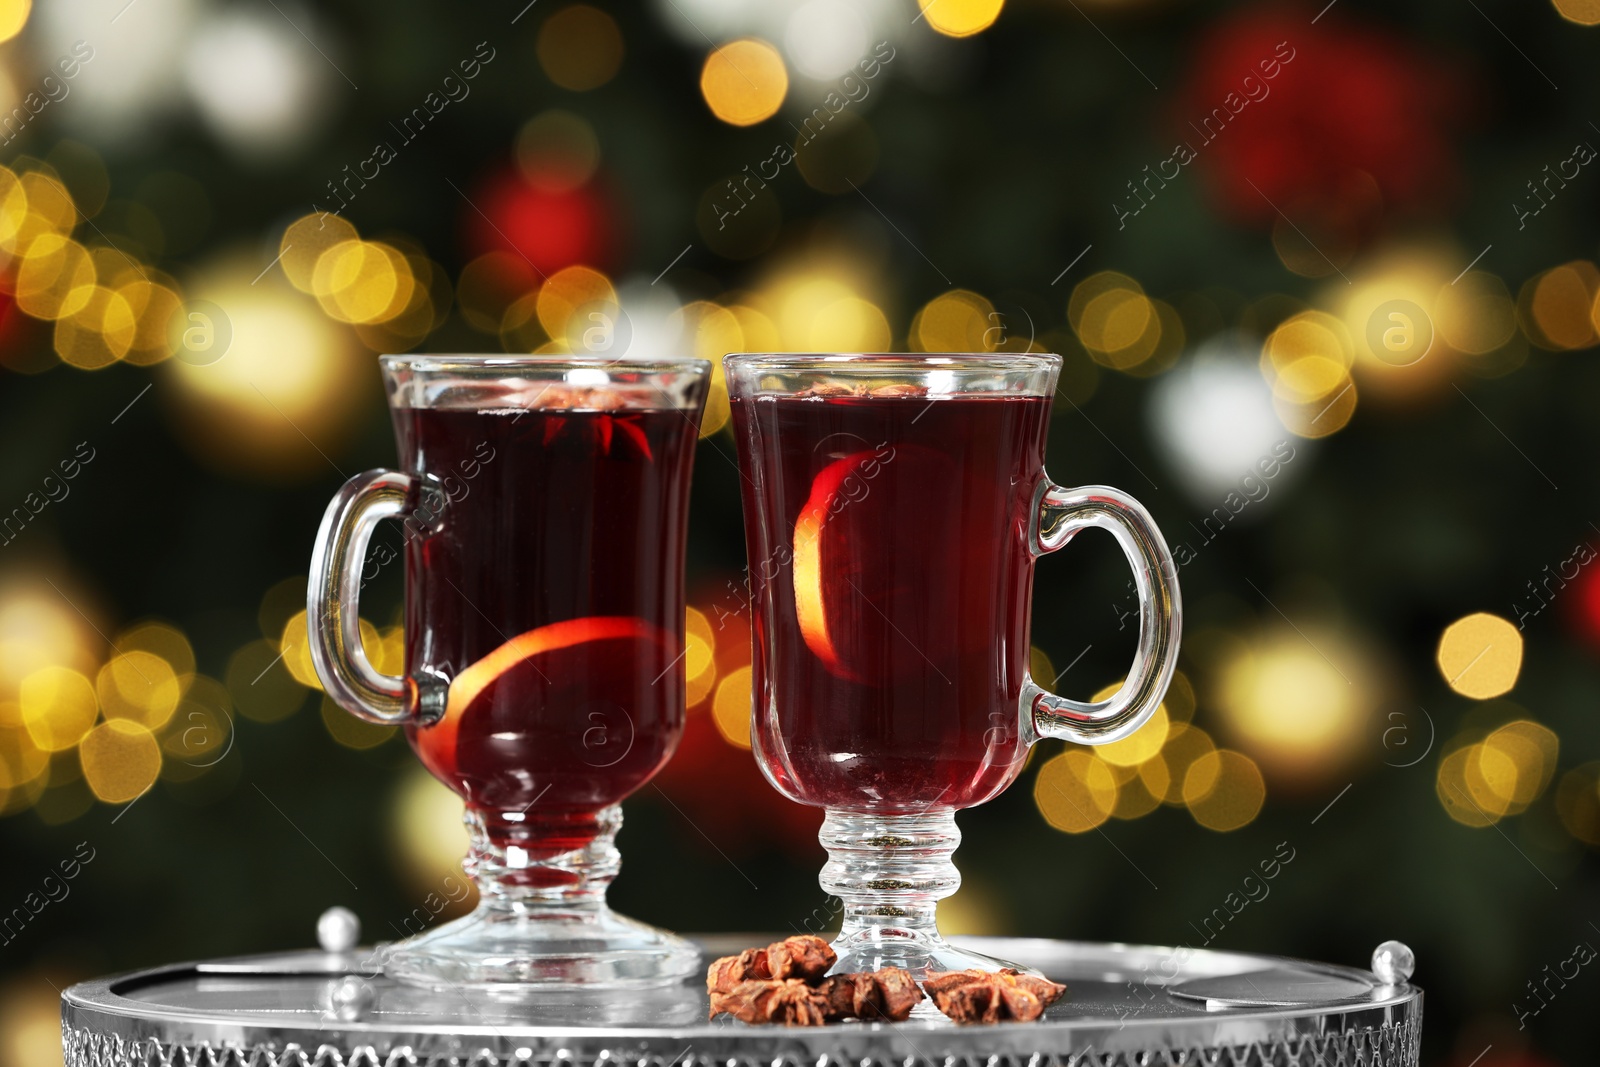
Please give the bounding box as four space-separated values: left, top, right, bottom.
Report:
913 289 994 352
20 666 96 751
96 651 180 730
1552 0 1600 23
1436 612 1522 699
919 0 1004 37
712 665 752 748
0 0 29 44
1217 630 1372 779
1034 750 1117 833
701 39 788 127
79 718 160 802
538 5 624 92
1522 261 1598 350
1182 749 1266 831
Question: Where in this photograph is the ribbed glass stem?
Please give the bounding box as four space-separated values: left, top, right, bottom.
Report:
463 804 621 910
819 809 961 948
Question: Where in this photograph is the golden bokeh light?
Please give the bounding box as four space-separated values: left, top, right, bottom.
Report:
114 277 185 365
160 675 234 777
1218 632 1370 778
1263 311 1354 375
165 258 365 479
536 264 616 342
1523 261 1599 350
0 592 94 693
0 973 68 1067
391 764 473 896
280 609 322 690
914 289 995 352
96 651 180 730
280 213 358 293
19 666 96 751
1553 0 1600 23
807 296 891 352
1110 766 1162 820
0 0 30 44
1437 612 1522 699
118 621 195 682
14 233 96 320
672 301 742 436
1435 272 1517 355
79 718 161 803
54 284 137 369
538 5 625 92
1154 723 1214 805
1183 749 1266 831
700 39 788 127
728 303 780 353
1034 750 1118 833
1555 762 1600 845
516 110 601 193
1466 719 1557 817
1436 744 1496 827
312 239 415 325
685 606 715 680
1261 310 1358 438
919 0 1004 37
712 664 752 748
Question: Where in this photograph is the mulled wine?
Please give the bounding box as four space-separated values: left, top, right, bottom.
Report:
308 356 709 988
725 353 1180 978
730 392 1052 813
395 403 698 864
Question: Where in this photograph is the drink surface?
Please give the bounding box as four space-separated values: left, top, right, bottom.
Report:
394 404 697 857
730 393 1052 813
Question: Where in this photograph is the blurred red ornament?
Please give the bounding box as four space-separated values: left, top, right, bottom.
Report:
466 168 615 275
1564 556 1600 646
1177 7 1462 229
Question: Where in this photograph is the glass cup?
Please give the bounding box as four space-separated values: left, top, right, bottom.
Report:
308 354 709 989
725 352 1181 976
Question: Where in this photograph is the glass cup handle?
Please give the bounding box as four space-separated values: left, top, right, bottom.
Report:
307 469 432 725
1025 481 1182 746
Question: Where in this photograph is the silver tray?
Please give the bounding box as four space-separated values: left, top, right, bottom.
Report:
61 934 1422 1067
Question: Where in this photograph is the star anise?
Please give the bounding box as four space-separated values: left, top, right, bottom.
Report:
922 968 1067 1024
707 937 922 1026
706 936 833 995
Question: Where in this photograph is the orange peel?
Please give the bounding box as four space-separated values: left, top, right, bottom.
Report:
418 615 673 780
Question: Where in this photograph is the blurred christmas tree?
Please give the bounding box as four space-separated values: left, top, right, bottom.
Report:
0 0 1597 1062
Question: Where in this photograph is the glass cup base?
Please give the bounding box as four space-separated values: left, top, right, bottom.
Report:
380 804 699 991
829 925 1025 976
380 902 700 991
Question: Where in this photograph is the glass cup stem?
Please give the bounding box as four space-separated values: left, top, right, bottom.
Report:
819 809 1014 978
463 805 621 910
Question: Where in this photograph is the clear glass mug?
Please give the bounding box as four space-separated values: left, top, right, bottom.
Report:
308 355 709 989
725 352 1181 976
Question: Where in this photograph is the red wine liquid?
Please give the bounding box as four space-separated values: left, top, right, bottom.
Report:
395 404 698 862
730 394 1052 813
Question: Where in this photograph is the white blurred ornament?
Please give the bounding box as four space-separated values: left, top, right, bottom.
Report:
785 0 870 79
34 0 199 139
184 8 333 160
1147 332 1303 504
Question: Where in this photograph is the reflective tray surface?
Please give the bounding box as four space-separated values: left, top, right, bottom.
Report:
62 935 1422 1067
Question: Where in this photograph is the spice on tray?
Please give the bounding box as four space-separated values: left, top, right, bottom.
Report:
706 937 923 1025
921 968 1068 1024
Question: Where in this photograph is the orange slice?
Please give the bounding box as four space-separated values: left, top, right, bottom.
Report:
791 445 959 682
416 615 674 783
